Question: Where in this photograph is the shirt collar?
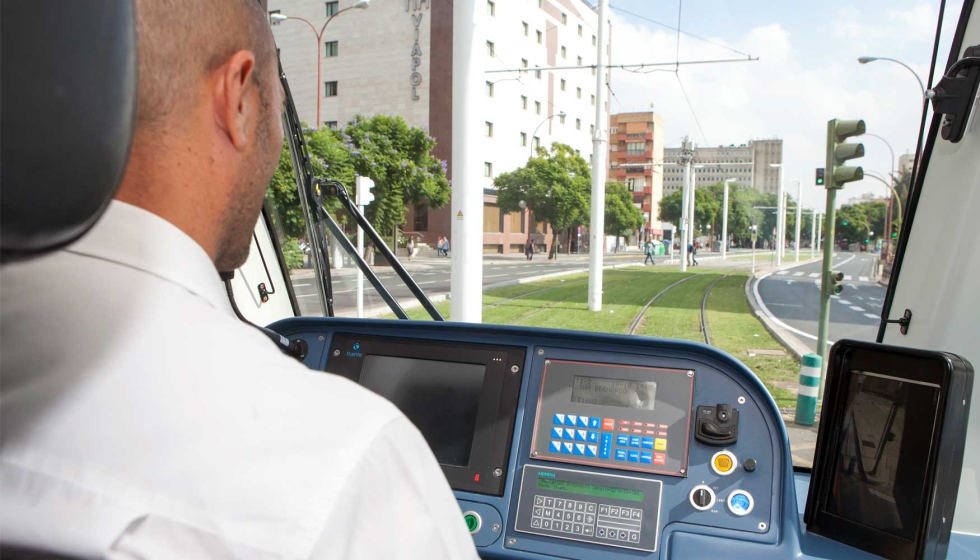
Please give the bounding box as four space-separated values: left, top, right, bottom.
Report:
67 200 233 315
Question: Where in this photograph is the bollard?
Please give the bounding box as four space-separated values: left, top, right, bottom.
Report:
794 354 822 426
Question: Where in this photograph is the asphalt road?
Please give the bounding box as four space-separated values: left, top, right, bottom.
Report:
756 251 886 353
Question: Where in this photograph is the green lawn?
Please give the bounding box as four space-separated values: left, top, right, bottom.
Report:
380 266 800 408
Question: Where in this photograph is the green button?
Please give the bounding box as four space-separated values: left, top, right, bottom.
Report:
464 513 481 533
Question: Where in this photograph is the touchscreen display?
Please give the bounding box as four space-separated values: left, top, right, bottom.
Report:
825 371 940 540
571 375 657 410
359 355 486 467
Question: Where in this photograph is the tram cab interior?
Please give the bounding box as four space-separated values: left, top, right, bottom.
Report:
2 0 980 559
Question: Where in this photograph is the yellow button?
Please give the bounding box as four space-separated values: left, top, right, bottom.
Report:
714 454 733 473
654 438 667 451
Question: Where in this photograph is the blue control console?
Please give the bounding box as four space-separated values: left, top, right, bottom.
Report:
270 318 954 560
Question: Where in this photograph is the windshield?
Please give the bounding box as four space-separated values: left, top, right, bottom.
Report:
262 0 964 469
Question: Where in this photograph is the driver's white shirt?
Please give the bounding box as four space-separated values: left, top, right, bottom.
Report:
0 201 478 559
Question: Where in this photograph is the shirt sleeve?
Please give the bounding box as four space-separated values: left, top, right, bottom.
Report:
309 417 479 560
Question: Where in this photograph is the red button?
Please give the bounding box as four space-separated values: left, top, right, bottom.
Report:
645 422 657 428
632 421 643 427
658 431 668 437
620 420 630 425
619 427 630 432
602 418 615 431
653 452 666 466
658 424 668 430
644 430 656 435
632 428 642 433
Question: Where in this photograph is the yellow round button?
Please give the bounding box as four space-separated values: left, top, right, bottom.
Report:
714 455 732 472
711 450 737 476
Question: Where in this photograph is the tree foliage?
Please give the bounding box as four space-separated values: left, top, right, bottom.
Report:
604 182 644 238
836 201 886 242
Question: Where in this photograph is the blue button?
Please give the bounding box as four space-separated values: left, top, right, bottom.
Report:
640 452 653 464
550 440 562 452
602 433 612 446
586 445 597 457
730 493 751 512
615 449 628 461
565 414 578 426
573 444 586 456
575 430 587 441
589 417 601 429
553 413 565 425
630 436 642 448
642 437 654 449
628 450 640 462
599 445 611 459
587 431 599 443
619 531 628 539
562 442 574 454
598 528 606 537
616 434 629 446
552 427 564 439
577 416 589 428
564 428 576 440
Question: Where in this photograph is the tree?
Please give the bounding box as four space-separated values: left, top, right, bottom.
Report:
657 190 683 225
837 201 886 244
604 182 644 249
495 143 592 258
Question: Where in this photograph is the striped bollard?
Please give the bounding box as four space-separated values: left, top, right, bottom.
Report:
794 354 822 426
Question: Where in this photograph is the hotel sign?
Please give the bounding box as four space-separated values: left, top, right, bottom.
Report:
407 0 429 101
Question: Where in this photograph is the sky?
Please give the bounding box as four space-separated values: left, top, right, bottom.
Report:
599 0 965 210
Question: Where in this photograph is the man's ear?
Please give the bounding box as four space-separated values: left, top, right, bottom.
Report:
213 50 258 152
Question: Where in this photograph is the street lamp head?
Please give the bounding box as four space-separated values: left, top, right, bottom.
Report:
353 0 371 8
270 13 288 21
519 200 527 210
558 111 567 118
769 163 781 168
726 177 737 182
858 56 877 64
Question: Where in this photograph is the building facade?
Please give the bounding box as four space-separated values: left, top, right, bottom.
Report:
607 112 665 240
269 0 608 254
662 139 783 194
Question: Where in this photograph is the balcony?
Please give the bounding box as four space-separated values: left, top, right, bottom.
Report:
615 168 627 178
641 202 653 213
616 150 654 161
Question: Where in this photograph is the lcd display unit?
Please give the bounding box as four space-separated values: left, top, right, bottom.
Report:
805 340 973 560
325 334 526 496
571 375 657 410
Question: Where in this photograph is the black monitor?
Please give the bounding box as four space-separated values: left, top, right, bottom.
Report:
326 334 526 496
805 340 973 560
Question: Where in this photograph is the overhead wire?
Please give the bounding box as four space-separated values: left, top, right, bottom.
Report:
675 73 709 145
610 4 755 59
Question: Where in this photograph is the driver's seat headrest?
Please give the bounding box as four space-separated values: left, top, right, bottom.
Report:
1 0 138 263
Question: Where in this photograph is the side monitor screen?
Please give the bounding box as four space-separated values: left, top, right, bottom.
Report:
825 371 940 540
360 355 486 467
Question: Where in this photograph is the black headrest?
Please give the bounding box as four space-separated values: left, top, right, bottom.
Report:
1 0 137 262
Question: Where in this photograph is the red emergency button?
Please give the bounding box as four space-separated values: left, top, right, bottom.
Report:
620 420 630 425
653 452 666 466
602 418 615 431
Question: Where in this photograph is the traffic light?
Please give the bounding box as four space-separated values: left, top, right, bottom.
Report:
892 231 898 238
829 270 844 295
842 219 848 226
826 119 865 189
356 176 375 206
815 168 825 185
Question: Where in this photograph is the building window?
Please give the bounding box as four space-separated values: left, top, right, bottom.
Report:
483 204 502 232
521 95 528 110
486 41 495 57
591 66 596 76
324 41 338 57
578 24 583 36
521 58 528 69
560 78 566 91
590 124 595 135
559 114 566 124
484 162 493 178
324 81 338 97
485 121 493 137
486 81 494 97
269 10 281 25
535 67 542 79
561 12 567 25
325 1 338 17
626 142 644 156
577 56 583 66
561 46 567 59
592 34 597 46
538 0 543 7
576 118 581 130
576 87 582 99
509 211 525 233
591 95 596 106
487 0 495 16
325 121 339 130
535 101 541 115
534 136 541 149
414 205 429 231
537 30 543 44
520 132 527 146
523 21 529 36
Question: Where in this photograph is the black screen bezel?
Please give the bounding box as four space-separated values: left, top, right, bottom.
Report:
805 341 951 560
325 333 526 496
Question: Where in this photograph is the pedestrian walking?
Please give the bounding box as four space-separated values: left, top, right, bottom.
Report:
689 242 699 266
443 237 450 257
525 238 534 261
407 238 415 261
644 240 656 266
436 237 445 257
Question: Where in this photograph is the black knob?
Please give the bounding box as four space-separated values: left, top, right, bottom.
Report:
693 488 712 508
744 458 757 472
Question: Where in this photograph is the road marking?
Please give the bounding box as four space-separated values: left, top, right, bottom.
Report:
775 271 789 276
418 281 436 285
850 306 865 311
809 273 819 278
859 276 869 282
844 275 853 281
855 296 864 300
864 313 880 319
792 272 804 277
487 274 509 278
837 300 851 305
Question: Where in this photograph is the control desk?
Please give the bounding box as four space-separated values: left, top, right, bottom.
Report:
271 318 869 560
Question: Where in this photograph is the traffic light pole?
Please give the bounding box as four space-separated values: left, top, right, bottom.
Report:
816 186 837 399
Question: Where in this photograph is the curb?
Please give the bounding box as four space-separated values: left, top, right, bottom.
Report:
744 258 822 361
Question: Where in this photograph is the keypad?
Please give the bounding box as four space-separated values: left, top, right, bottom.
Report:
530 494 643 546
548 412 671 471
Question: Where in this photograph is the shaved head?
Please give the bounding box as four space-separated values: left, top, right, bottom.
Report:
121 0 285 272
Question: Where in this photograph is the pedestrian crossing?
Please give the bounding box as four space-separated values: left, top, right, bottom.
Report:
774 269 878 284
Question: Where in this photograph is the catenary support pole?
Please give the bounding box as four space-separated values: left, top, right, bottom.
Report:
794 179 802 262
587 0 609 312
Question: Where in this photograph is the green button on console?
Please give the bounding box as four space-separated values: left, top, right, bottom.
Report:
463 511 482 533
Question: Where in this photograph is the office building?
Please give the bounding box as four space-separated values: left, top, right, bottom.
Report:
608 112 665 241
662 139 783 194
269 0 609 254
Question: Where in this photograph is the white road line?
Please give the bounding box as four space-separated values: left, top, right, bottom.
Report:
418 281 436 285
864 313 880 319
775 271 789 276
837 300 851 305
844 275 853 281
792 272 804 277
754 262 842 346
850 306 865 311
808 273 819 278
858 276 869 282
855 296 864 300
487 274 509 278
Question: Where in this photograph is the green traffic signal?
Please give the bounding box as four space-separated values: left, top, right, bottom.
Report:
842 220 848 226
816 168 825 185
865 238 870 243
892 232 898 238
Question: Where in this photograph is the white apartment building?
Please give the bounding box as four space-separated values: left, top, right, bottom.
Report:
662 139 783 195
269 0 609 254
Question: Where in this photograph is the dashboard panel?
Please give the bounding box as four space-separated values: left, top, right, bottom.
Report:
270 317 868 560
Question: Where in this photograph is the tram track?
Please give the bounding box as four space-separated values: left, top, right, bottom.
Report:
699 275 731 346
626 274 703 335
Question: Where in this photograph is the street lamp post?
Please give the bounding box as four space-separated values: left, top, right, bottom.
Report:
857 56 932 102
529 112 566 159
793 179 802 262
271 0 370 127
863 133 897 258
771 163 783 266
722 178 736 260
